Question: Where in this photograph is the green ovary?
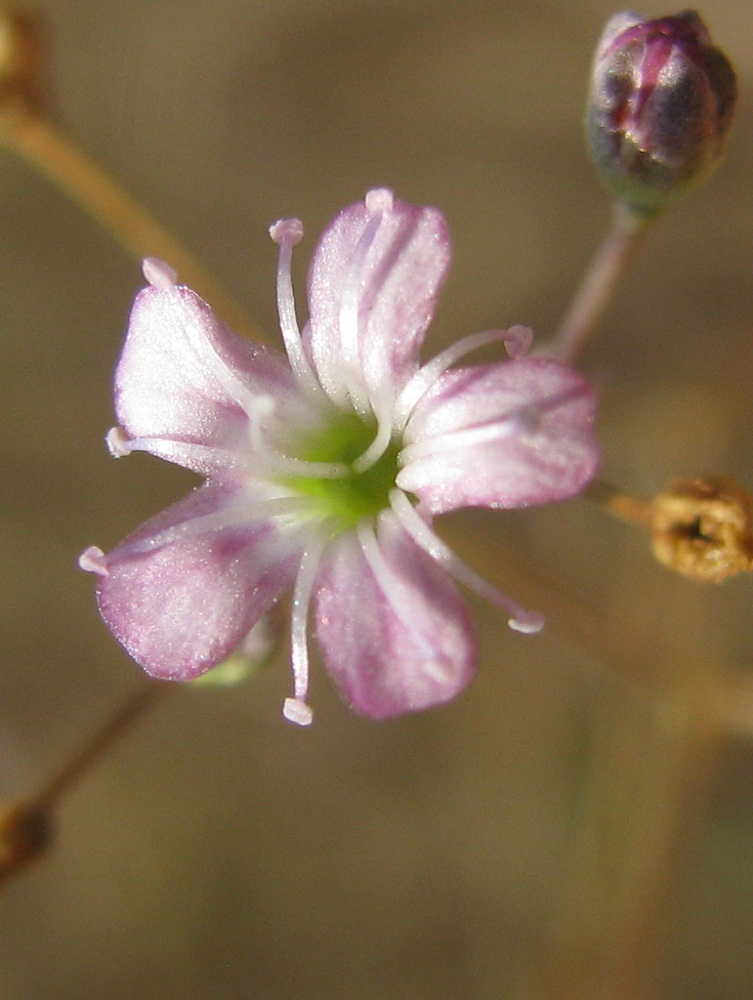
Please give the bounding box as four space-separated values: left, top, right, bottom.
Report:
287 412 402 530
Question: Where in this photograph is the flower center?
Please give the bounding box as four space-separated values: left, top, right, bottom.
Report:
286 412 402 530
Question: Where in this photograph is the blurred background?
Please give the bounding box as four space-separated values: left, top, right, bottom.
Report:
1 1 752 997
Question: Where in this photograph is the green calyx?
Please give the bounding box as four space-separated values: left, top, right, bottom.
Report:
288 411 402 530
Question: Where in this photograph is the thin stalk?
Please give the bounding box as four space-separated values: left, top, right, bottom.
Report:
0 108 261 341
584 477 653 527
521 675 724 1000
33 681 169 811
0 681 169 886
547 203 651 365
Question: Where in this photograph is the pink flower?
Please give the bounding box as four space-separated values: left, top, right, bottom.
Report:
80 189 599 725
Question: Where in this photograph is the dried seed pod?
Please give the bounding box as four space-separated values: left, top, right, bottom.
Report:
651 476 753 582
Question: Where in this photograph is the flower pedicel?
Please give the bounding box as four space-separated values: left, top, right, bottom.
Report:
80 189 599 725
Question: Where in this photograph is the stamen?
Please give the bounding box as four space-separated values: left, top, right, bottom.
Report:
389 490 545 633
400 381 588 466
338 208 385 416
355 520 445 672
104 495 315 566
247 395 349 480
352 404 393 474
394 327 534 430
142 260 266 419
283 531 330 726
269 219 323 399
78 546 109 576
142 257 177 289
108 436 249 471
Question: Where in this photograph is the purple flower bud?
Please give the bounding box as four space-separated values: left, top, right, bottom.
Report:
585 10 737 215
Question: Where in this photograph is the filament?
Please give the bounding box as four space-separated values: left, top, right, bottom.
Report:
389 490 544 633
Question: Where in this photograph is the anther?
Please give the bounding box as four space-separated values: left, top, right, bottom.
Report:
78 546 109 576
282 697 314 726
142 257 177 289
508 611 545 634
106 426 133 457
269 218 304 246
365 188 394 214
503 325 534 358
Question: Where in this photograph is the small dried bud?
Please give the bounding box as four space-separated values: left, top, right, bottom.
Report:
651 477 753 582
0 801 53 885
585 11 737 216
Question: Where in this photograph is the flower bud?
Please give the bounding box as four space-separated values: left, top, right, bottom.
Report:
585 11 737 216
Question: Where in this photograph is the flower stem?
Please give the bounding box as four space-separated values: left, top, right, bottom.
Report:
0 3 259 336
0 108 260 341
583 477 653 527
0 681 168 886
32 681 168 811
547 202 651 365
523 700 724 1000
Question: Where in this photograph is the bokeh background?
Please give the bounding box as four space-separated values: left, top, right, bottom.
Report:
1 1 753 997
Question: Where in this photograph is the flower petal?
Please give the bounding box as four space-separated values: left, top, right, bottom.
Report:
398 357 599 513
306 189 451 408
115 280 308 474
95 481 301 679
314 512 475 719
